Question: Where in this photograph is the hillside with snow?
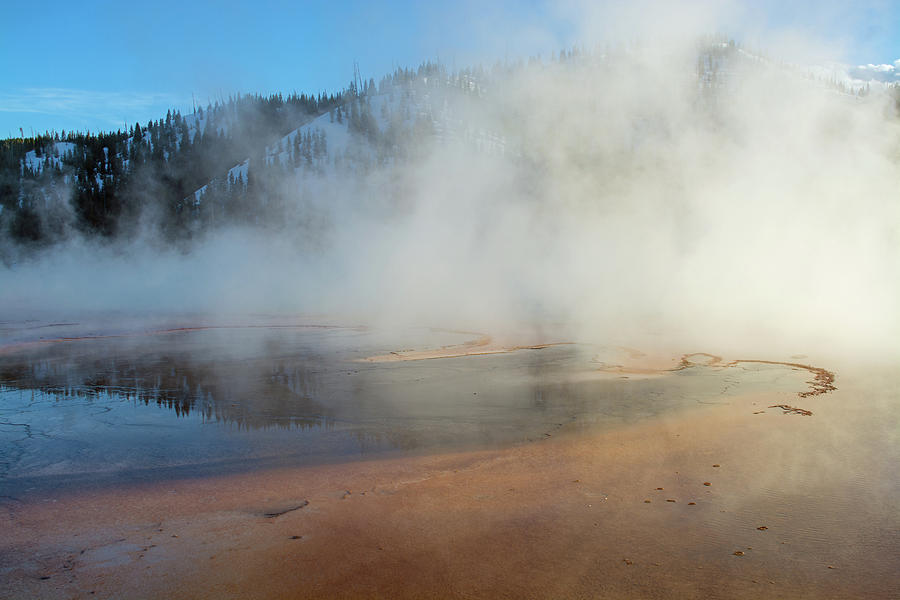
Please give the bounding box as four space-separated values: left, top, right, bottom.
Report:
2 40 899 259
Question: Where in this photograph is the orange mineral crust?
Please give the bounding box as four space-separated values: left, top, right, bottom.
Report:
3 360 897 600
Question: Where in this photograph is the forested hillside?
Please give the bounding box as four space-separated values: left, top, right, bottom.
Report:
2 41 897 263
1 90 343 245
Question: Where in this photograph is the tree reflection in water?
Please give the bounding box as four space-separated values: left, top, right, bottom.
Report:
0 329 335 431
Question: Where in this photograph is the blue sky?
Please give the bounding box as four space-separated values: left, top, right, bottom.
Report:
1 0 898 138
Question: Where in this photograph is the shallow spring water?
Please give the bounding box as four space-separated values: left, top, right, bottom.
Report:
0 325 806 495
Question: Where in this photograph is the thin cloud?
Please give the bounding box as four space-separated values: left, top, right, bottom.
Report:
848 59 900 82
0 87 187 132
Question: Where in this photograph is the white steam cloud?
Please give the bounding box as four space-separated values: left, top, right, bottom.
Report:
2 2 899 361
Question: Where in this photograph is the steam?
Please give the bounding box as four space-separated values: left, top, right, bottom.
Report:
2 3 899 360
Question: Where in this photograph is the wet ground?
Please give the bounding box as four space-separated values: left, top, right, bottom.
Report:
1 320 898 599
0 324 805 496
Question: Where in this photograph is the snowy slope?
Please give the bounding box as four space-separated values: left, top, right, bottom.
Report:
21 141 77 175
180 43 898 210
189 76 511 206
